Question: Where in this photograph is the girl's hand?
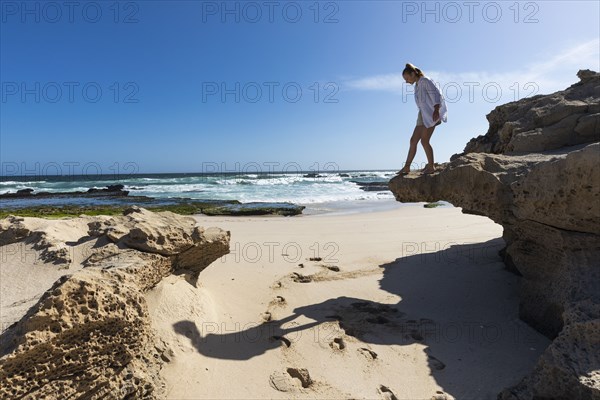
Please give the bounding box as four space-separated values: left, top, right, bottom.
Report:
432 109 440 122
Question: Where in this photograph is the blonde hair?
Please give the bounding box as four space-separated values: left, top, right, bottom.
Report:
403 63 424 77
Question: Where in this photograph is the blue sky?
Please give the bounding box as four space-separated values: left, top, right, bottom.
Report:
1 0 599 174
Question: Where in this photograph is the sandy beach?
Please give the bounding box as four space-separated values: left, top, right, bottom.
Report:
143 204 550 400
3 1 598 397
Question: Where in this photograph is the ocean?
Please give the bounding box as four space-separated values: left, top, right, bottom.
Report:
0 170 400 213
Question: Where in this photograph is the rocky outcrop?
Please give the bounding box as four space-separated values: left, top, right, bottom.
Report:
0 215 32 245
499 300 600 400
200 201 305 216
1 198 306 217
0 215 79 264
0 206 230 399
460 69 599 155
0 184 135 199
389 70 600 399
86 206 231 278
351 181 391 192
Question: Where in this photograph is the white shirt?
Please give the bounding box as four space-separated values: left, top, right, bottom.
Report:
415 76 448 128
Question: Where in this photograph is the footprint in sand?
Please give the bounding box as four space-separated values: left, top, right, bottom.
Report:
322 264 340 272
377 384 398 400
269 295 286 306
291 272 312 283
358 347 378 360
431 391 449 400
329 337 346 351
261 311 272 322
269 368 312 392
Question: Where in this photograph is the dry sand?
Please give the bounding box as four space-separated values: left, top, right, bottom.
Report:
147 203 551 400
0 216 96 332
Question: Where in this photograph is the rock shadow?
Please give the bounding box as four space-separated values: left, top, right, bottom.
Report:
172 239 550 399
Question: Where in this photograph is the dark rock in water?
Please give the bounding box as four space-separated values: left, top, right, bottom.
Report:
303 173 323 178
201 202 304 216
187 199 240 206
1 185 131 199
87 185 128 195
339 173 350 177
16 188 34 194
351 181 390 192
389 70 600 400
0 185 304 217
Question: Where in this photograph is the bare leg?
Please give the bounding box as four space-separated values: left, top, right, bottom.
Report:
420 126 436 173
399 126 422 173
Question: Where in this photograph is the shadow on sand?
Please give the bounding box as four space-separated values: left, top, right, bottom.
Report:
173 238 549 399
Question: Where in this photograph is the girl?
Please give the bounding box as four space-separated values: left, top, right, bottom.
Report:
397 63 447 175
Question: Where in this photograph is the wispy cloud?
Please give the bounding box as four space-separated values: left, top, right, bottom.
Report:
345 39 600 99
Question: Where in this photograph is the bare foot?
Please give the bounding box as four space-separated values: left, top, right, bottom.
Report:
421 165 436 175
396 166 410 175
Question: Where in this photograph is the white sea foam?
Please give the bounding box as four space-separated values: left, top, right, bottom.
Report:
2 171 396 205
0 180 47 185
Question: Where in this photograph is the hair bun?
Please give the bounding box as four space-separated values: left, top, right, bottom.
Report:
402 63 424 77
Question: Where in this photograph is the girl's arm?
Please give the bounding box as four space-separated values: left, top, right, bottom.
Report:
425 78 442 121
425 78 442 108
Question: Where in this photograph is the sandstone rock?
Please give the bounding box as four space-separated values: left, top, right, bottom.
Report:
459 69 599 156
173 226 231 277
575 113 600 139
86 206 231 277
0 216 31 246
0 268 164 399
0 216 78 264
88 206 200 255
389 70 600 399
0 207 230 398
499 301 600 400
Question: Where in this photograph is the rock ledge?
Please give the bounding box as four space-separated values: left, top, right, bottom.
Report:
389 70 600 399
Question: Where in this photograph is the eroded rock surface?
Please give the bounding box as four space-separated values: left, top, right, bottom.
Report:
461 69 599 155
389 70 600 399
0 215 80 264
0 206 230 399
